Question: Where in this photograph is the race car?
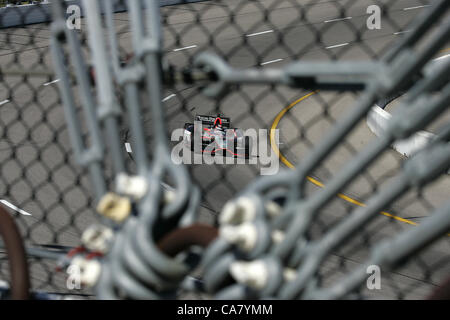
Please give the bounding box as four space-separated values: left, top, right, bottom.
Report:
183 115 251 159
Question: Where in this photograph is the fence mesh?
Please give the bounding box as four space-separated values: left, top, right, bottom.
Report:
0 0 449 299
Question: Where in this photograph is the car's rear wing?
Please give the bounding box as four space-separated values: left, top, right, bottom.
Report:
195 115 231 128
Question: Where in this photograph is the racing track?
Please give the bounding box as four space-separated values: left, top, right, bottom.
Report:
0 0 449 298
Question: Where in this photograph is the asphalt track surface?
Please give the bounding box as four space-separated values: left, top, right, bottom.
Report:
0 0 449 298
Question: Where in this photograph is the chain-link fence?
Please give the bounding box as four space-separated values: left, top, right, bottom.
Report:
0 0 449 300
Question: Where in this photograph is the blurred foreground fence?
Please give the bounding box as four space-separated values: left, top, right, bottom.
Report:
0 0 449 299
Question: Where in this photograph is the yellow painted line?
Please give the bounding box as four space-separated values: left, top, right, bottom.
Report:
270 92 420 227
270 91 317 169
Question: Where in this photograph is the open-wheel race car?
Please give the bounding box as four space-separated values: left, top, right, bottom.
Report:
183 115 251 159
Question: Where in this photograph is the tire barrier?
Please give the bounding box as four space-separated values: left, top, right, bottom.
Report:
0 205 30 300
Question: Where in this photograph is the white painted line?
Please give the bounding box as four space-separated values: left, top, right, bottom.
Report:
324 17 352 23
393 30 411 35
125 142 133 153
0 200 32 216
162 94 176 102
43 79 60 86
433 53 450 61
325 43 349 49
246 30 274 37
0 99 10 106
261 58 283 66
403 5 430 11
173 45 197 52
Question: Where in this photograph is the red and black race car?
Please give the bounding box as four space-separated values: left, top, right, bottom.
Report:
183 115 251 159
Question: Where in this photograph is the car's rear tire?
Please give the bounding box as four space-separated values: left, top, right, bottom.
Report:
244 136 251 159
